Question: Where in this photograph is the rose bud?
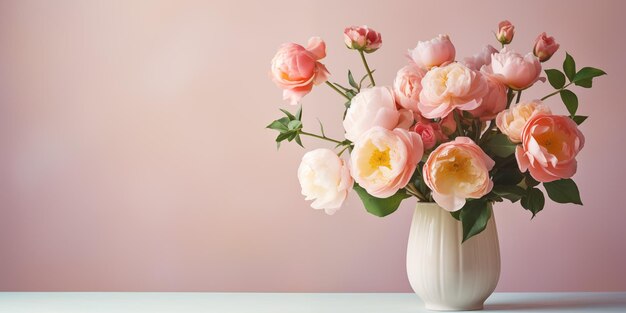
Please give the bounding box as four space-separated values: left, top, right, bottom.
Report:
533 32 560 62
344 25 382 53
496 20 515 45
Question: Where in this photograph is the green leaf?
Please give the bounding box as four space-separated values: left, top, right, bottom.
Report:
353 183 411 217
295 105 302 120
279 109 296 120
484 133 517 158
348 70 359 90
275 132 291 145
266 120 288 132
545 69 566 89
521 187 545 218
563 53 576 82
573 67 606 82
287 120 302 131
492 167 524 185
575 78 592 88
459 200 492 243
524 173 540 188
572 115 588 125
450 210 461 221
560 89 578 116
492 185 526 203
294 134 304 148
544 179 583 205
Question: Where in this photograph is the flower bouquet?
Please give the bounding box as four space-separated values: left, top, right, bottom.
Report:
266 21 605 310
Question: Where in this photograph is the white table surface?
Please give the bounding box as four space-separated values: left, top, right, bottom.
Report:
0 292 625 313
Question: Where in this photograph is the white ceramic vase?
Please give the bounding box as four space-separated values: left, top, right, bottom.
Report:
406 202 500 311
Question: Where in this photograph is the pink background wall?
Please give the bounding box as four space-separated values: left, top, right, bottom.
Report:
1 0 625 292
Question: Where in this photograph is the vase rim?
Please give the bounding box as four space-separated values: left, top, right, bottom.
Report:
415 201 441 209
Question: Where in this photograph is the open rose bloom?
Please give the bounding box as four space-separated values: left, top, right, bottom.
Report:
267 21 604 242
270 37 330 105
516 115 585 182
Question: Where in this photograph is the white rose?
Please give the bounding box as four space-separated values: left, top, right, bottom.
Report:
297 149 353 214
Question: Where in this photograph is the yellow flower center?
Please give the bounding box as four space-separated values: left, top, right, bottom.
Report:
535 131 566 157
369 148 391 169
441 155 473 179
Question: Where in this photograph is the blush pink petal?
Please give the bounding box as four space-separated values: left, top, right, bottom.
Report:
306 37 326 60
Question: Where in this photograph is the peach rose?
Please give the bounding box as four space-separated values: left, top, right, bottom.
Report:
490 47 543 90
423 137 495 211
409 34 456 69
350 127 424 198
468 73 508 121
496 20 515 45
270 37 330 105
462 45 498 71
533 32 560 62
297 149 353 214
393 64 426 112
344 25 382 53
516 115 585 183
412 122 446 150
496 99 552 143
418 62 488 119
343 87 408 142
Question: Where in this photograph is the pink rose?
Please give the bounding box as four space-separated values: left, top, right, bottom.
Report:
496 20 515 45
496 99 552 143
298 149 353 214
419 62 488 119
343 87 408 142
393 64 426 112
533 32 560 62
270 37 330 105
412 122 446 150
516 115 585 183
423 137 495 211
344 25 382 53
408 34 456 69
468 73 507 121
489 47 543 90
351 127 424 198
462 45 498 71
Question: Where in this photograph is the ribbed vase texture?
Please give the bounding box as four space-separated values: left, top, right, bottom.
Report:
406 203 500 311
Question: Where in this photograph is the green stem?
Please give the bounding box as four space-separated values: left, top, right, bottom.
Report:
516 90 522 104
541 82 572 101
337 144 350 156
505 88 515 109
299 131 344 145
359 50 376 87
453 110 464 138
405 183 426 202
325 81 350 100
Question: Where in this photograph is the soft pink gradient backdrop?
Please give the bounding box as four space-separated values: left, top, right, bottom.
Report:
0 0 624 292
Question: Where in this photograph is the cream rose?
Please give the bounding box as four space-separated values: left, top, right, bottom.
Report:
418 62 488 119
423 137 495 211
297 149 353 214
496 99 552 143
350 127 423 198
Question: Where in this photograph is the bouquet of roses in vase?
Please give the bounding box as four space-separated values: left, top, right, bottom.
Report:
267 21 605 311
